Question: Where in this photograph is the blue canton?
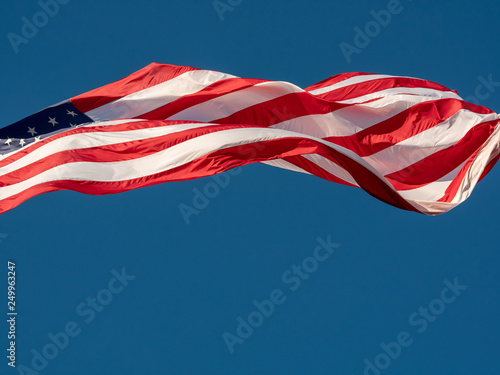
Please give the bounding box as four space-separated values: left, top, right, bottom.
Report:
0 101 94 155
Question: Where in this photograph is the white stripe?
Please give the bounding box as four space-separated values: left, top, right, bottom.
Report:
260 159 311 175
308 74 396 96
337 87 462 104
85 70 236 121
271 113 361 138
307 74 446 97
261 154 359 186
405 199 458 215
78 118 144 128
166 81 304 121
302 154 358 186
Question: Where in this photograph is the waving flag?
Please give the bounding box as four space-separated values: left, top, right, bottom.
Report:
1 63 499 215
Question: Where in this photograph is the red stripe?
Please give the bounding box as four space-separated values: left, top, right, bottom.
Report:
313 77 455 102
71 63 199 113
385 120 498 190
305 72 373 92
325 99 494 157
212 92 348 126
137 78 267 120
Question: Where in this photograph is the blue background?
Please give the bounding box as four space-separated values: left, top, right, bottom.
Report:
1 0 499 374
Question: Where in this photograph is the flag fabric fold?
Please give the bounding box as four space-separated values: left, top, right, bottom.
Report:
1 63 499 215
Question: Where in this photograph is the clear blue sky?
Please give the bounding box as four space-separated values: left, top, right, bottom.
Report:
1 0 500 374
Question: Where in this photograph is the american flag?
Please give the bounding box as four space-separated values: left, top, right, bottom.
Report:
1 63 499 215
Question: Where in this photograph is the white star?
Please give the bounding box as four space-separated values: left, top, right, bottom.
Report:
67 110 78 117
19 139 26 147
48 117 58 126
70 123 77 128
5 138 12 146
34 136 41 142
27 126 37 136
